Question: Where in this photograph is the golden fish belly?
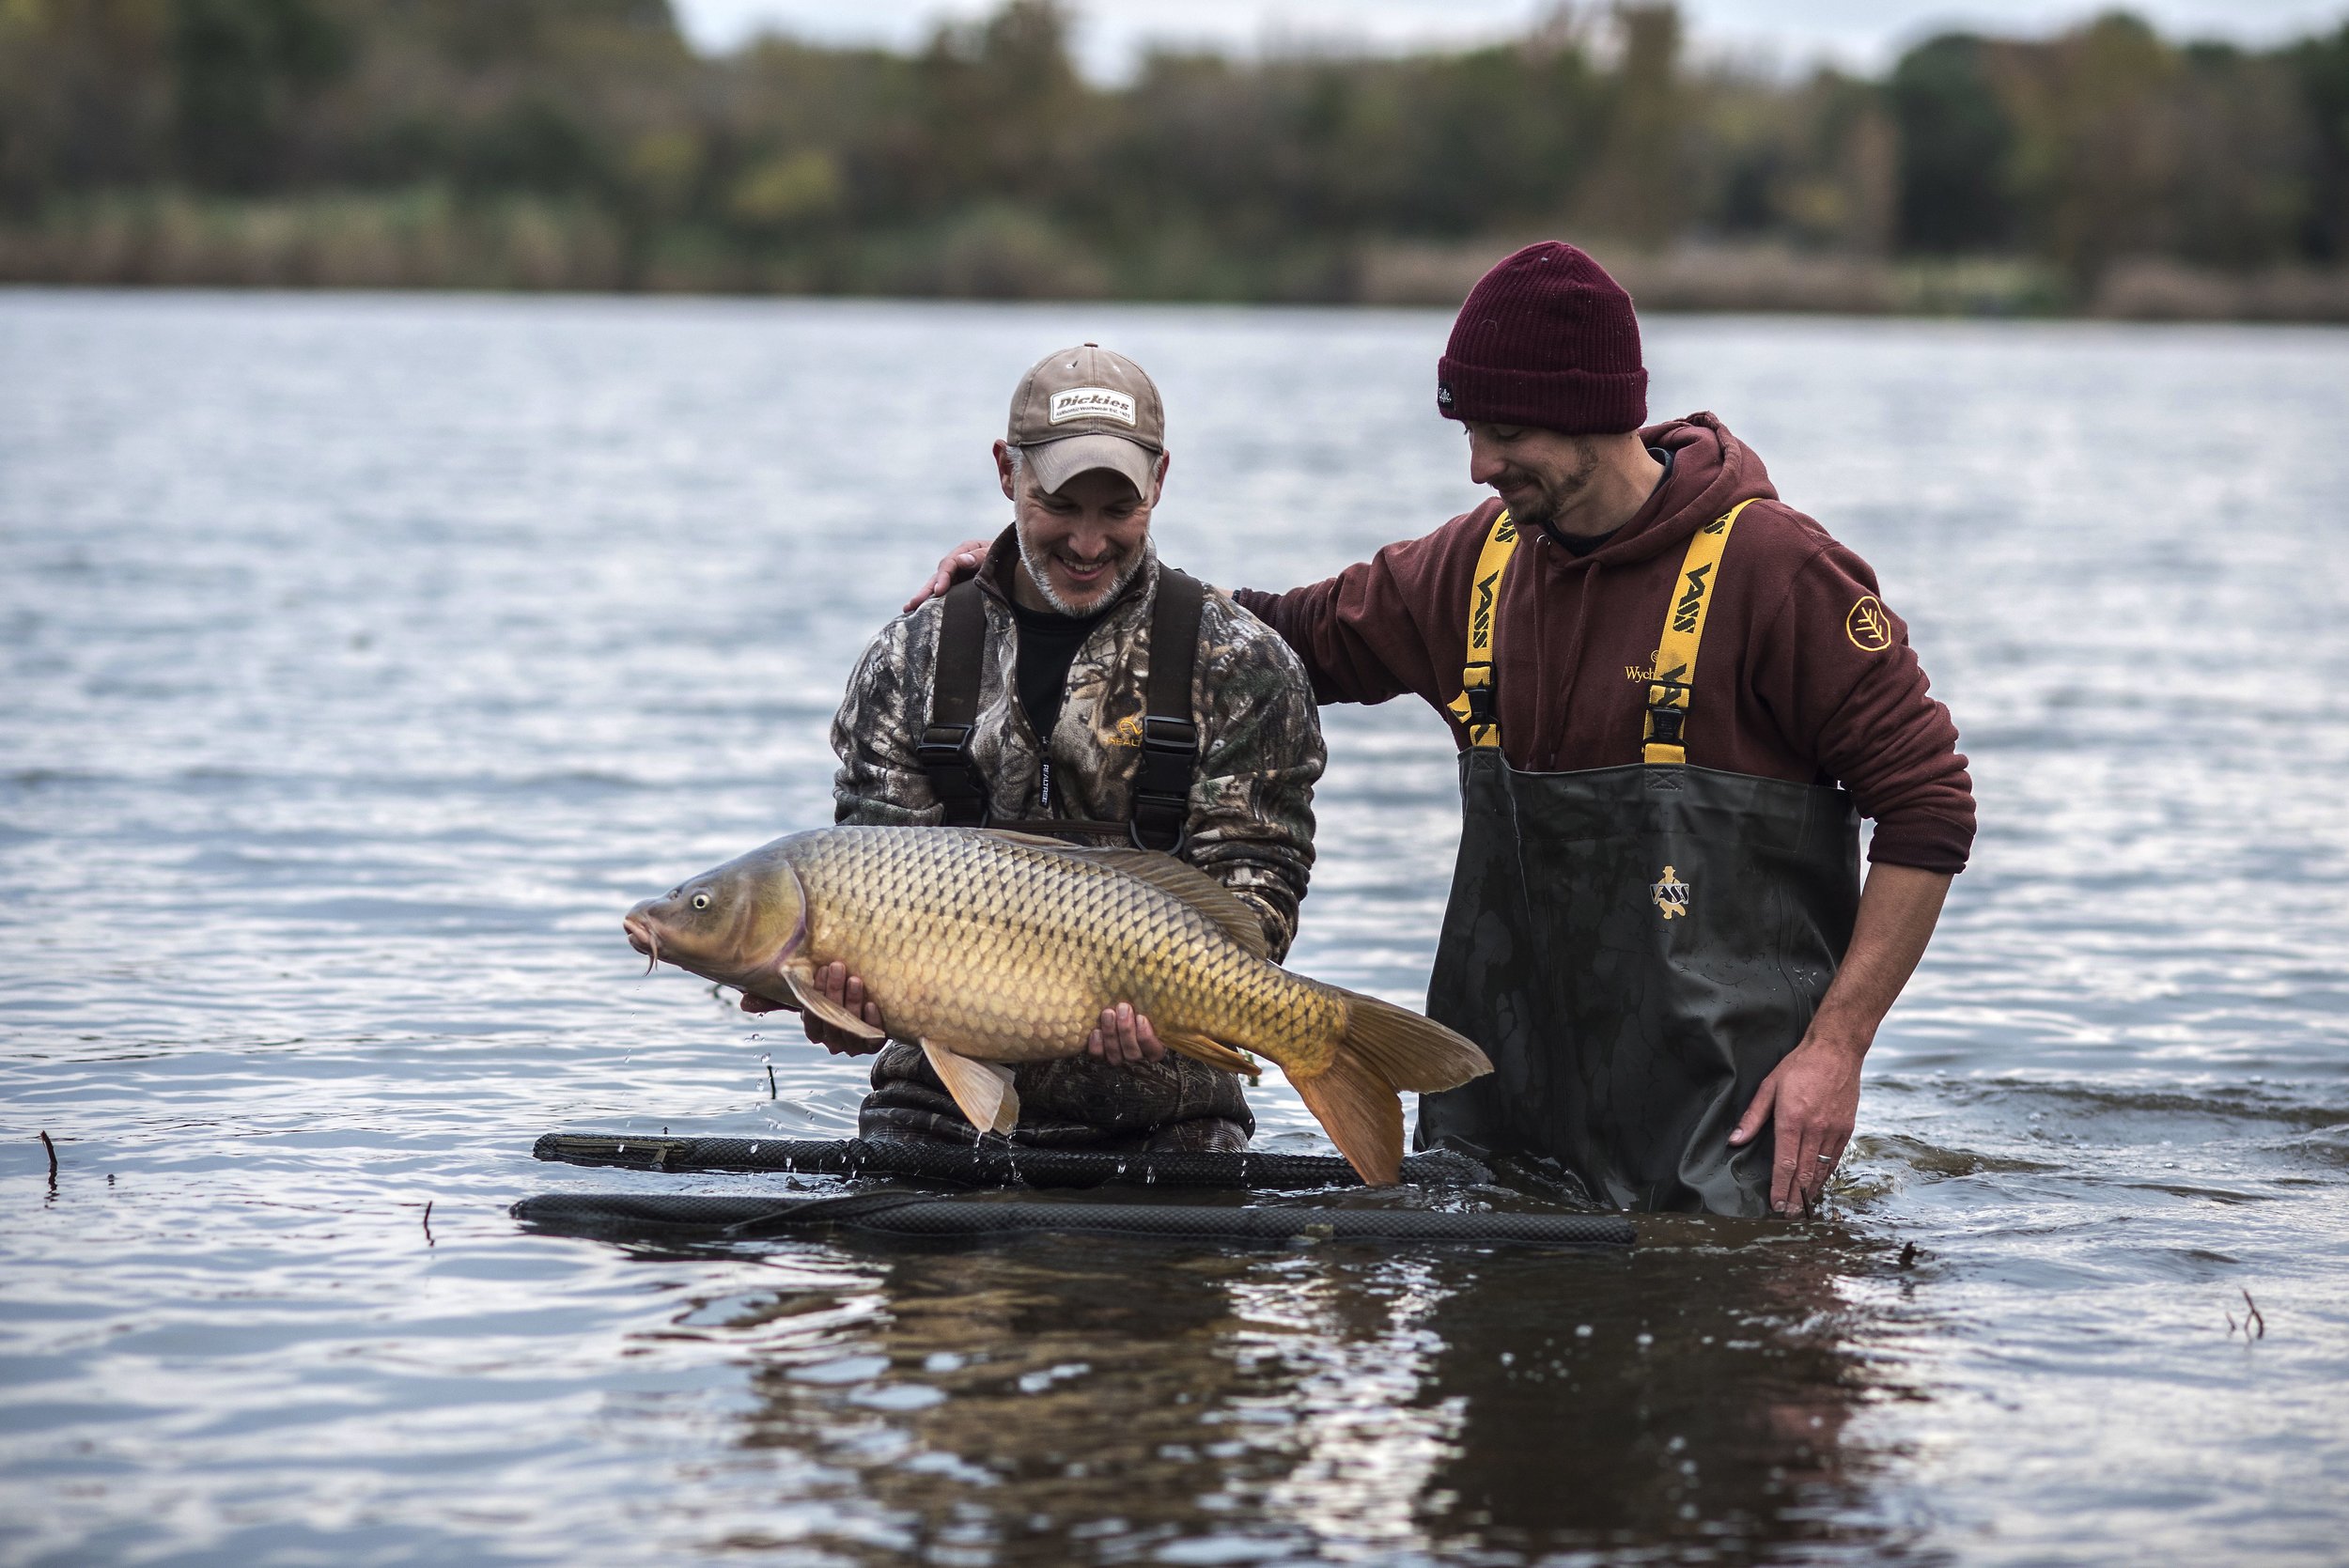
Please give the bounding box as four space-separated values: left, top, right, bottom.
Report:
783 828 1343 1070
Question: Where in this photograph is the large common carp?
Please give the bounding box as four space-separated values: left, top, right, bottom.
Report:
622 826 1490 1184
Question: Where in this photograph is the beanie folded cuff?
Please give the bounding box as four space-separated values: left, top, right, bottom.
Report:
1437 357 1648 435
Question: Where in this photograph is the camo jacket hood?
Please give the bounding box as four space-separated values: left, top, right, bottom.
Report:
831 528 1324 958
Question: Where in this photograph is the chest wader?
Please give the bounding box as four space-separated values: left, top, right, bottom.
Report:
861 567 1252 1153
1416 504 1859 1215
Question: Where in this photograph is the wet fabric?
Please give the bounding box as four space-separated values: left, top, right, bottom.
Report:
1416 753 1859 1213
859 1042 1253 1153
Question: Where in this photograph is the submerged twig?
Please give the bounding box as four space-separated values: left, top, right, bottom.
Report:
39 1130 57 1186
2242 1290 2264 1340
768 1064 778 1100
422 1200 435 1248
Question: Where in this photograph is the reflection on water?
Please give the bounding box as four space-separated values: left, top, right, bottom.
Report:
687 1231 1910 1565
5 293 2349 1564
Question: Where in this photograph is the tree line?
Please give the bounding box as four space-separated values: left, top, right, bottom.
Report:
4 0 2346 309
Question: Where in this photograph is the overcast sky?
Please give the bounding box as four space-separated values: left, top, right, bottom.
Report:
673 0 2349 76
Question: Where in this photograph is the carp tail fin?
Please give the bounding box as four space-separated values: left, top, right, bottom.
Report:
1289 988 1492 1186
921 1042 1019 1137
1290 1056 1405 1187
1334 991 1492 1094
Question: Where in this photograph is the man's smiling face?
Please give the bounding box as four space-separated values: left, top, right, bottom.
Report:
1463 420 1602 534
1001 445 1165 615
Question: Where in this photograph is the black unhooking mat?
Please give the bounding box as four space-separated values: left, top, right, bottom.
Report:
533 1132 1490 1190
510 1188 1637 1250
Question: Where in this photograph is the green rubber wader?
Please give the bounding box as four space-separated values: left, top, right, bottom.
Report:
1413 500 1859 1215
1415 755 1859 1215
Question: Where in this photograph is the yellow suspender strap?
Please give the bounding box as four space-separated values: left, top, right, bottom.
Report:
1642 498 1758 766
1443 510 1520 748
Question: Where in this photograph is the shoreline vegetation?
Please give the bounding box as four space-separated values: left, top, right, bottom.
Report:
7 2 2349 320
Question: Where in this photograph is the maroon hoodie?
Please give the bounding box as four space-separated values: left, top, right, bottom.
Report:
1234 413 1974 874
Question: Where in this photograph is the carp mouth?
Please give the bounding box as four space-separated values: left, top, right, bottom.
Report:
622 912 661 974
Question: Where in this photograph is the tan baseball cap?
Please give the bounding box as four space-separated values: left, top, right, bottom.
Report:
1006 343 1165 499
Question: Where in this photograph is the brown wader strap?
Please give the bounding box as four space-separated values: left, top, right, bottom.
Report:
1442 510 1520 749
1641 498 1759 765
1129 567 1205 853
919 579 992 826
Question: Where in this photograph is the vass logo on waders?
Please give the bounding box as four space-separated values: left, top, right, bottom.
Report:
1650 865 1691 919
1670 563 1715 633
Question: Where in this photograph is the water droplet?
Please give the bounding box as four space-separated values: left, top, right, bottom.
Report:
1575 1324 1593 1338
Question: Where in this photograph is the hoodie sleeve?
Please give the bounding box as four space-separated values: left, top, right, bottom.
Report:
1751 536 1975 874
1231 507 1492 712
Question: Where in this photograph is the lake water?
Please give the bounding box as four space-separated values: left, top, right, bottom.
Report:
4 291 2348 1566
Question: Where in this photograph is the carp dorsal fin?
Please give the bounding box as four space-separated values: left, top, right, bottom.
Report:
981 833 1269 959
1083 851 1270 959
921 1043 1019 1135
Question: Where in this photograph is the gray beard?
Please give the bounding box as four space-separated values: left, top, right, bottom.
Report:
1016 526 1144 616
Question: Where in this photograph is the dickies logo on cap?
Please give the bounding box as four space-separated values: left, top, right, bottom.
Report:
1049 387 1136 427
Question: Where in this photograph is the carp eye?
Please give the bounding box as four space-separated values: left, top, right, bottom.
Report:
692 893 710 910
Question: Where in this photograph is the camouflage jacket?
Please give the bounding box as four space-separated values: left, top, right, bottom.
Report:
831 529 1324 958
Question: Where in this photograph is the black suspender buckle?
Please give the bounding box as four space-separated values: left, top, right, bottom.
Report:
1460 662 1498 729
917 722 976 767
1643 701 1686 746
918 722 991 824
1128 715 1197 854
1140 715 1198 755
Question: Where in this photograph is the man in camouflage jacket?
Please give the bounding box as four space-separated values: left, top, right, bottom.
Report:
792 344 1325 1152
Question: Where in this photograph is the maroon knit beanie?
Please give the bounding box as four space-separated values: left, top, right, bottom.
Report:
1437 241 1646 434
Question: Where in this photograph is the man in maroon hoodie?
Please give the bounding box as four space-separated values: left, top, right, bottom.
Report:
910 242 1972 1218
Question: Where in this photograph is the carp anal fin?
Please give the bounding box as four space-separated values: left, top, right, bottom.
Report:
782 967 885 1043
1159 1029 1261 1081
991 838 1268 959
922 1042 1019 1136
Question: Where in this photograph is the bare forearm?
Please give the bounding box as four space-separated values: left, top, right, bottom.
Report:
1810 863 1952 1055
1731 862 1951 1214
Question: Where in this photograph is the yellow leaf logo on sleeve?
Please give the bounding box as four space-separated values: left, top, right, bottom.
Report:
1845 596 1894 652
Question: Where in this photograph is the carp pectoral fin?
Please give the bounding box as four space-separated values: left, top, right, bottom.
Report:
782 967 885 1043
922 1043 1019 1136
1159 1029 1261 1082
1289 1058 1405 1187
